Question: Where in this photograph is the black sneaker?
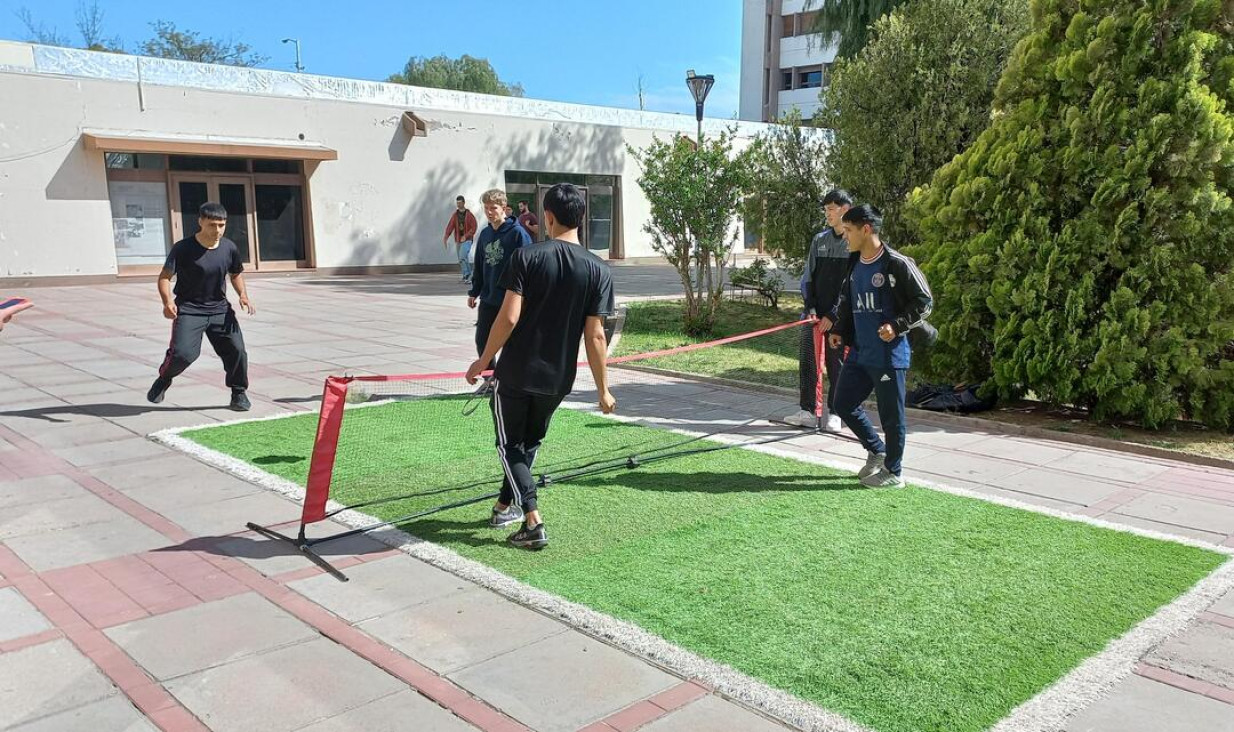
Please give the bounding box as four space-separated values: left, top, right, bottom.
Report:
229 390 251 412
489 503 524 528
508 522 547 550
147 376 171 404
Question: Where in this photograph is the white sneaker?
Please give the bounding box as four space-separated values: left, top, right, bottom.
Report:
782 410 817 428
857 452 885 480
860 467 905 488
824 414 843 432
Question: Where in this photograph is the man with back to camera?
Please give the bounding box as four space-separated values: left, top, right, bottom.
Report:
148 202 255 411
785 189 853 431
442 195 478 284
825 204 932 488
468 189 532 359
466 183 616 550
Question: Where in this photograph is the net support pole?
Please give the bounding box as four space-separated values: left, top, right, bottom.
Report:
814 320 825 431
246 376 354 582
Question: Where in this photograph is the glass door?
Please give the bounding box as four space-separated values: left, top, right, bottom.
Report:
170 175 256 270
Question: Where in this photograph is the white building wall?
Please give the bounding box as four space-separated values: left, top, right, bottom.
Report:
0 42 768 280
776 87 825 120
739 0 768 122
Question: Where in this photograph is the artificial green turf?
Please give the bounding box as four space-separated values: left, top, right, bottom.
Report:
613 298 805 388
184 398 1225 732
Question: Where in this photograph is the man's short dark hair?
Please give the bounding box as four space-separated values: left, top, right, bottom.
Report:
456 195 465 203
543 183 586 230
199 202 228 221
823 189 853 207
841 204 883 233
518 200 528 209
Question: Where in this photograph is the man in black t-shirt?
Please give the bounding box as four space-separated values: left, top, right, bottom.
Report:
148 202 255 411
466 183 616 550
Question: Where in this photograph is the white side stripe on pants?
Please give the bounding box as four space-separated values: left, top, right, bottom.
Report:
491 379 523 508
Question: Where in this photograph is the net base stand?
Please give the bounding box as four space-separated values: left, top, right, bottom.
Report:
245 521 350 582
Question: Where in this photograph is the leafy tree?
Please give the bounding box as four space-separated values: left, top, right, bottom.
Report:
908 0 1234 430
819 0 1029 245
140 21 267 67
806 0 910 59
388 54 524 97
629 130 751 335
743 109 831 278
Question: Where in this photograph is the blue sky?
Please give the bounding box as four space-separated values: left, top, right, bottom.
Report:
0 0 743 118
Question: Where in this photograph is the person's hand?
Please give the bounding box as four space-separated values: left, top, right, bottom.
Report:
819 316 834 332
598 389 617 414
878 323 896 342
828 333 843 350
239 297 256 316
466 358 488 385
467 296 477 309
162 302 178 320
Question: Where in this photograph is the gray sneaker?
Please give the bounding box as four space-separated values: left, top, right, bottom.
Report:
860 467 905 488
858 452 885 480
489 503 524 528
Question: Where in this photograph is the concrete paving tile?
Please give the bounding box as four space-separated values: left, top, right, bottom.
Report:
160 491 300 538
958 436 1077 465
0 474 89 509
1145 619 1234 689
640 695 791 732
106 592 317 681
51 437 171 468
1096 514 1228 545
289 555 472 623
166 638 406 732
1065 674 1234 731
358 587 568 674
1044 450 1173 484
0 639 118 728
89 454 246 493
7 694 158 732
5 516 171 571
910 451 1028 484
1113 493 1234 536
26 421 140 450
0 586 53 642
1212 588 1234 618
0 493 135 540
295 690 478 732
904 424 992 449
448 631 678 732
989 468 1127 507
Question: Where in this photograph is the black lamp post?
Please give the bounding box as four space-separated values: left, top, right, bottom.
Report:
685 69 715 143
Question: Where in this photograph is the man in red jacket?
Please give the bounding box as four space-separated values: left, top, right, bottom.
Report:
442 195 479 284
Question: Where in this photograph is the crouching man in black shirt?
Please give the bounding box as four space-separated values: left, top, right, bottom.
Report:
148 202 255 412
466 183 616 550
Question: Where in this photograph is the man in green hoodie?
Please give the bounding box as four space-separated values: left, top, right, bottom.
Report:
467 189 532 357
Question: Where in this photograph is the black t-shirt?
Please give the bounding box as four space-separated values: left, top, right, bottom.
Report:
163 236 244 315
495 239 615 396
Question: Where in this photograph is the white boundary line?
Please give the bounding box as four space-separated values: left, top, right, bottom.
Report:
151 403 1234 732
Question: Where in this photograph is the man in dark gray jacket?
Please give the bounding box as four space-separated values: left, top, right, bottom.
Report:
785 189 852 430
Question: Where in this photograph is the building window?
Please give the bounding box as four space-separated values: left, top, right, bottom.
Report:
798 66 824 89
781 13 795 38
799 11 818 35
781 70 793 91
105 153 166 170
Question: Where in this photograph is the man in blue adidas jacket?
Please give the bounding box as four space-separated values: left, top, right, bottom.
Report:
824 204 933 488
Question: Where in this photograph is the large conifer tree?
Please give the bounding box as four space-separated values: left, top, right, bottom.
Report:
909 0 1234 429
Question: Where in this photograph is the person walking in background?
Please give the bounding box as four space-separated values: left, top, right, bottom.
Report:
443 195 478 284
785 189 853 431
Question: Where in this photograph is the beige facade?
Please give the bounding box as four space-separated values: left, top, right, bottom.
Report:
0 41 767 283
